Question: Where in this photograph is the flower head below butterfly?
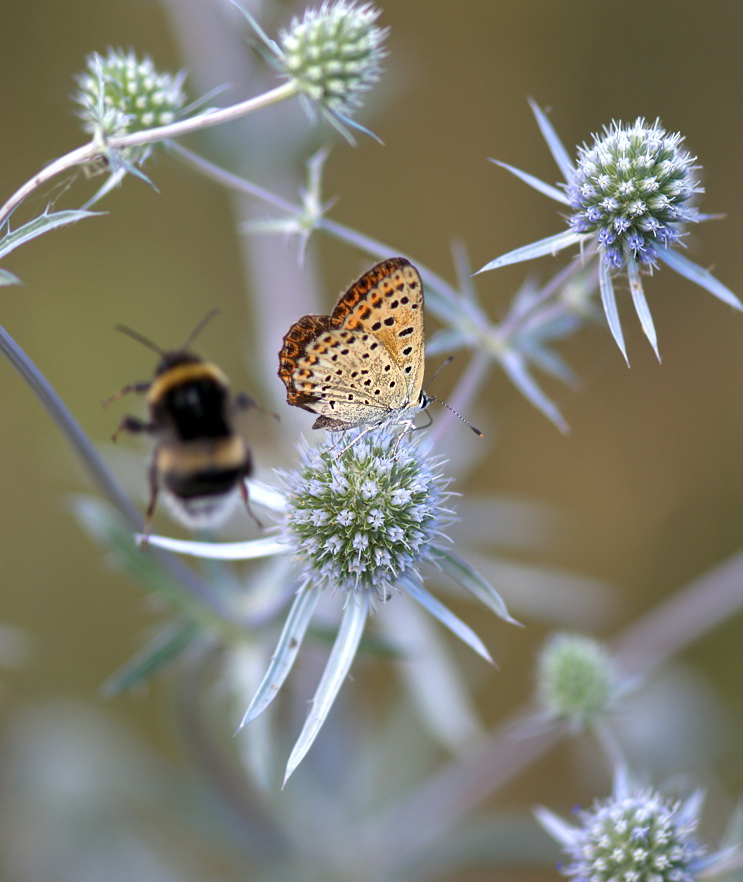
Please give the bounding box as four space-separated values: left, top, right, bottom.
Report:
279 257 429 448
142 425 516 783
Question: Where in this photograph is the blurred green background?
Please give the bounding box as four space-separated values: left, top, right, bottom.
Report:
1 0 743 879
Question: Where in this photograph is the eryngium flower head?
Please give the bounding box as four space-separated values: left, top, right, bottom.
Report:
536 632 620 729
568 119 700 270
537 775 712 882
277 1 388 136
143 426 515 782
480 101 742 363
74 48 186 163
280 429 450 596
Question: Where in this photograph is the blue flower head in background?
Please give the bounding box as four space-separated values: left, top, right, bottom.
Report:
536 769 739 882
567 119 698 271
479 102 742 363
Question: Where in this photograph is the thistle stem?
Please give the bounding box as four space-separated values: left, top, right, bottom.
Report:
367 543 743 866
0 324 226 615
169 143 463 309
0 81 298 227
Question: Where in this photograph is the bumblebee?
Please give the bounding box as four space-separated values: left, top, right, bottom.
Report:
105 312 258 543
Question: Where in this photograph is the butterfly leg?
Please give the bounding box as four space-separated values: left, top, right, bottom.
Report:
330 424 378 458
331 421 410 459
391 420 417 458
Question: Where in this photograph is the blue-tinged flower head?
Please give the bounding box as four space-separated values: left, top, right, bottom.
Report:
143 424 514 782
480 102 742 364
277 0 388 138
279 428 450 597
565 789 704 881
536 632 621 729
537 773 720 882
568 119 700 270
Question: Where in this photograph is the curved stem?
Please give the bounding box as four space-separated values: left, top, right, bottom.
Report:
0 82 298 227
169 143 463 309
0 325 138 523
368 543 743 867
0 324 224 614
593 718 627 775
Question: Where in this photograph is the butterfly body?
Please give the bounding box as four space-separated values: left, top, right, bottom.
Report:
279 257 427 434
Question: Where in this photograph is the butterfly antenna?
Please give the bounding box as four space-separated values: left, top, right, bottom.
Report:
425 355 455 386
183 308 220 350
425 393 483 436
114 324 166 358
423 356 482 437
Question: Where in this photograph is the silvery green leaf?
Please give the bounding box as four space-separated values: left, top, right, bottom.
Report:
402 577 492 664
247 479 288 513
489 159 569 205
528 98 576 183
433 547 519 625
143 533 286 560
500 348 569 432
284 592 371 784
0 209 101 260
627 256 659 360
0 268 20 286
238 584 320 729
81 167 127 209
379 596 484 750
70 495 202 615
425 327 468 356
101 620 199 696
534 805 577 848
526 342 578 387
599 259 628 365
657 246 743 310
477 230 582 273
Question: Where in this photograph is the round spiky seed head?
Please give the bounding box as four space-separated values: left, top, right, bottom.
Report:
74 48 186 163
279 428 450 597
277 1 388 125
568 118 701 269
536 632 619 728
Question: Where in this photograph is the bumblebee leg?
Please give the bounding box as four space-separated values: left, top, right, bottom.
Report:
139 459 160 549
111 415 153 443
239 479 262 529
102 381 150 409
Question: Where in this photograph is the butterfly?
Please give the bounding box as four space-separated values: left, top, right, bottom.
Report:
278 257 428 437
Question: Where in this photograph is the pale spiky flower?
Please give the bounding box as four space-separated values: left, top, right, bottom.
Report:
479 101 742 363
536 771 738 882
144 427 515 783
280 430 448 595
241 0 388 142
280 1 387 120
74 48 186 164
567 119 699 271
